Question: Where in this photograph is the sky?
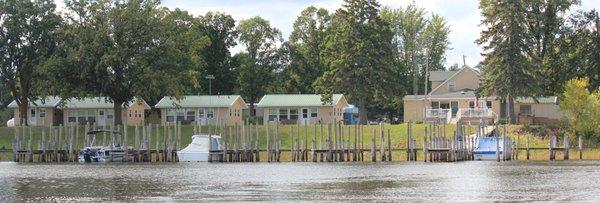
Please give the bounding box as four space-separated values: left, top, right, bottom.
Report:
57 0 600 68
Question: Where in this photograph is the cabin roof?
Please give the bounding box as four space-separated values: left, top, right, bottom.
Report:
257 94 345 107
154 95 243 108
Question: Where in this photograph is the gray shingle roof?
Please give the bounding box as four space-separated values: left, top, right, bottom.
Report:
154 95 243 108
257 94 345 107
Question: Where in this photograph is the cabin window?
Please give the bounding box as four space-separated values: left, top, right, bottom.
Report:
187 110 195 121
77 110 86 123
289 109 298 120
176 109 185 121
39 109 46 118
166 109 175 122
310 107 318 118
520 105 532 115
198 108 205 118
107 110 114 119
279 109 288 120
431 102 440 109
268 108 278 121
68 111 76 123
486 101 492 108
206 108 214 119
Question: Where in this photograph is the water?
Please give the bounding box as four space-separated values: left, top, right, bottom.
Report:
1 161 599 201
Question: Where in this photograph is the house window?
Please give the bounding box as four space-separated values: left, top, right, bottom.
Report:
310 107 318 118
486 101 492 108
431 101 440 109
279 109 288 120
129 110 132 117
166 109 175 122
469 101 475 108
30 109 36 118
520 105 532 115
39 109 46 118
206 108 214 119
229 109 232 117
268 108 278 121
290 109 298 120
448 82 456 92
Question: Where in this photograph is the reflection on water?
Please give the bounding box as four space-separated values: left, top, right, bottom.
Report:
1 161 600 201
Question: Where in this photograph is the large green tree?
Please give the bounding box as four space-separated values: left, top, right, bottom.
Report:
197 12 238 95
379 5 450 118
283 6 330 94
0 0 61 125
236 16 283 116
315 0 396 124
57 0 206 125
477 0 539 123
477 0 574 123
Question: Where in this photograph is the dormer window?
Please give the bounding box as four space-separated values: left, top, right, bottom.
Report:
448 82 456 92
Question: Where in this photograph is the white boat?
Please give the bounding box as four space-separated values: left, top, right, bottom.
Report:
78 130 131 163
177 134 221 162
473 137 512 160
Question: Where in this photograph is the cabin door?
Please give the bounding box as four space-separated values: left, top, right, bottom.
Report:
198 108 206 125
98 110 106 126
299 108 309 125
29 108 37 125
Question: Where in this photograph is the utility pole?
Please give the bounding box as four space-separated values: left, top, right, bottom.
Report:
205 74 215 95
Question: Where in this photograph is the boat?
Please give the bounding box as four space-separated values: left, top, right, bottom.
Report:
473 136 512 160
78 130 131 163
177 134 221 162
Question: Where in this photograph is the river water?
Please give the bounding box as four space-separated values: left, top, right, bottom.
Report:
0 161 599 201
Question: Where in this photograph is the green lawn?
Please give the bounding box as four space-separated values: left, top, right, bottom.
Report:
0 123 553 151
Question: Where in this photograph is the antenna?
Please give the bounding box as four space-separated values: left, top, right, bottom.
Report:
463 55 467 67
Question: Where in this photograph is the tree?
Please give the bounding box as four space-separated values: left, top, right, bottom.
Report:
545 10 599 94
559 77 600 139
0 0 61 125
57 0 206 125
197 12 238 95
283 6 330 94
315 0 396 124
236 16 283 116
477 0 537 123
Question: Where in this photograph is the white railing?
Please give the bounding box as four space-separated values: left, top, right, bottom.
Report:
425 109 452 124
457 108 495 122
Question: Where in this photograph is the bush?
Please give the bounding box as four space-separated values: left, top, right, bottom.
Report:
559 77 600 139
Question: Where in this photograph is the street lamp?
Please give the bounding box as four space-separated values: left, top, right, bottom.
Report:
205 74 215 95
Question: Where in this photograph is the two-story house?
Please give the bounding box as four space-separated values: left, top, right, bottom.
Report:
403 66 562 124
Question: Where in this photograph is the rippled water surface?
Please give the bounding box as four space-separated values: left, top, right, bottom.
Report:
1 161 599 201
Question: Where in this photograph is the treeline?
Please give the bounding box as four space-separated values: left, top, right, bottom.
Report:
477 0 599 122
0 0 451 125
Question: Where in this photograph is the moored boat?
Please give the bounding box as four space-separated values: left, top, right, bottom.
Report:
177 134 221 162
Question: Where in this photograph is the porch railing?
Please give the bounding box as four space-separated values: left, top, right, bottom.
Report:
424 109 452 124
456 108 496 122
